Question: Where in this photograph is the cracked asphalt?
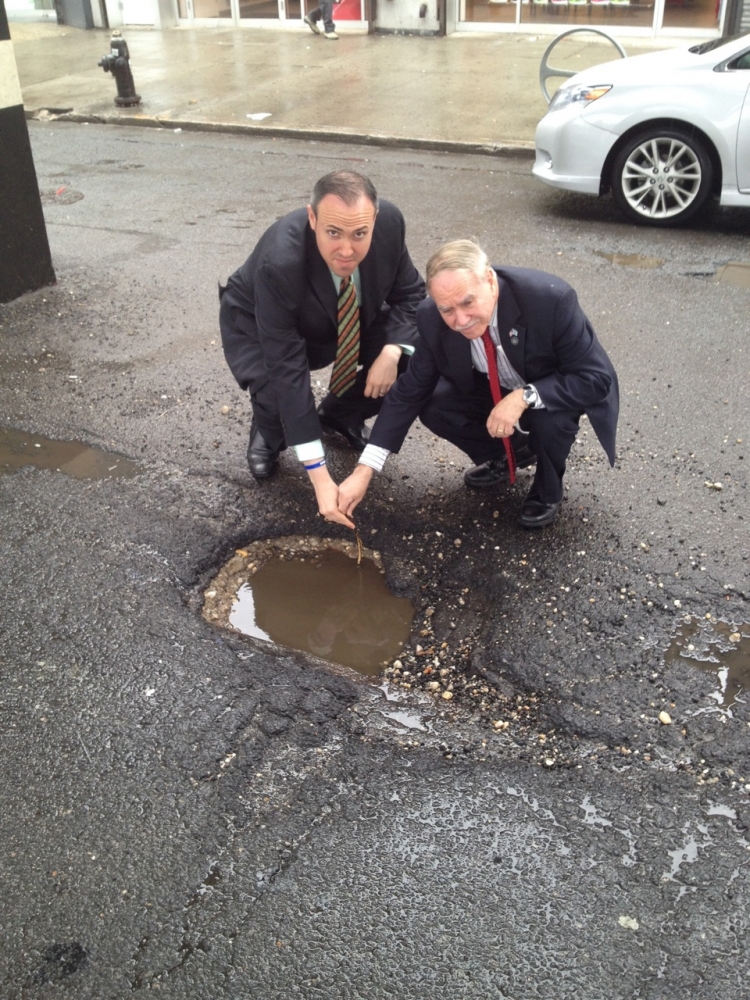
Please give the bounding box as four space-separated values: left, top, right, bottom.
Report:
1 121 749 998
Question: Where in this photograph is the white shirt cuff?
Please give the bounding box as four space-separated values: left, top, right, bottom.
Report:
359 444 390 472
294 440 324 462
527 383 545 409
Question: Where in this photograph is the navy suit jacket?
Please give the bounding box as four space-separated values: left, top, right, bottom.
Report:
219 200 425 447
370 266 619 463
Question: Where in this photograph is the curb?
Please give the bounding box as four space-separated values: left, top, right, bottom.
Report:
26 108 537 159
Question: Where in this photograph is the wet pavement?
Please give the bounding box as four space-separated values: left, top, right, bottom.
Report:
1 121 749 998
9 20 669 151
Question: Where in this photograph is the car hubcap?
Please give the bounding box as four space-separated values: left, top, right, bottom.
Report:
621 137 702 219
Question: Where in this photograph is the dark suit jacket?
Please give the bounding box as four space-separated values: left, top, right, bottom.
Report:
219 200 425 446
370 266 619 463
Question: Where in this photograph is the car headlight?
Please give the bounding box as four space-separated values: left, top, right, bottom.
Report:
548 84 613 112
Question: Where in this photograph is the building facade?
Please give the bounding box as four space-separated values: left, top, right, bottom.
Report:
5 0 747 39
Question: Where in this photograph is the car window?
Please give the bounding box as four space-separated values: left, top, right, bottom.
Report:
731 51 750 70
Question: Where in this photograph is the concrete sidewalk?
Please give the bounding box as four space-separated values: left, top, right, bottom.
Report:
10 21 667 153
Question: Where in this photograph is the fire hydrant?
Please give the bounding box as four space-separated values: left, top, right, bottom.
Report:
98 35 141 108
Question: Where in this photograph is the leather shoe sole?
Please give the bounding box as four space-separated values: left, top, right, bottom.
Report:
318 411 370 452
517 497 561 529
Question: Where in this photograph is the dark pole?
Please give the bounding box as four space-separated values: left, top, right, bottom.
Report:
0 0 56 304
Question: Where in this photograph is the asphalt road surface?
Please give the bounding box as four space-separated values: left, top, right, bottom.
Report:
1 122 748 999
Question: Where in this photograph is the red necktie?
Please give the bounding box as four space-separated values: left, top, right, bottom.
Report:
481 328 516 484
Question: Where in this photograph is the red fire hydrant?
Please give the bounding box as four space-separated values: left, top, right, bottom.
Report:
98 35 141 108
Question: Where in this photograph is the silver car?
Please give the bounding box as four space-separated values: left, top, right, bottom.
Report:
533 33 750 226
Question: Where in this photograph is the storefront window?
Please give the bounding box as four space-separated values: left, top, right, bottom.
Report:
238 0 281 14
462 0 653 29
174 0 389 21
523 0 656 29
177 0 232 15
662 0 721 29
461 0 723 30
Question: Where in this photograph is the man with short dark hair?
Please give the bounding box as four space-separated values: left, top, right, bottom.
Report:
219 170 425 526
338 239 619 529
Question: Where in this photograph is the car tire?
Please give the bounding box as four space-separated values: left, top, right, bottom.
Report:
611 127 713 226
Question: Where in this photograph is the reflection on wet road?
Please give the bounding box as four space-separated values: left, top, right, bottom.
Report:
228 548 414 675
666 617 750 708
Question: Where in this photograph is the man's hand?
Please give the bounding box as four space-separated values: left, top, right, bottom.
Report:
487 388 527 438
307 465 355 529
337 464 374 519
364 344 402 399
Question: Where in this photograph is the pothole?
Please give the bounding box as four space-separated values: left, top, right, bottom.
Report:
39 186 84 205
202 535 414 676
713 262 750 288
665 617 750 707
0 426 141 479
595 251 664 269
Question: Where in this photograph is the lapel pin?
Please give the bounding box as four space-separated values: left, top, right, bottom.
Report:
510 329 519 345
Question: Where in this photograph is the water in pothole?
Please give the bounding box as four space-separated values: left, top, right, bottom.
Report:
595 251 664 269
212 545 414 676
0 426 140 479
714 262 750 288
665 617 750 707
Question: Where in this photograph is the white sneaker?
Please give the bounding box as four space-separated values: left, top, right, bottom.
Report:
324 30 338 38
304 14 321 33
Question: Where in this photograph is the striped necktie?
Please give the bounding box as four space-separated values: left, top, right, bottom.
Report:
329 276 360 397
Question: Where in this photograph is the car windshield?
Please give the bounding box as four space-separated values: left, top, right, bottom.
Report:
689 34 749 55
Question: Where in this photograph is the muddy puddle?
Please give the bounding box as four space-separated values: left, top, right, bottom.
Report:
666 617 750 707
0 426 141 479
713 262 750 288
203 536 414 676
595 251 664 269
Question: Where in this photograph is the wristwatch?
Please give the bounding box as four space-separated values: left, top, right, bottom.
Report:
522 384 540 408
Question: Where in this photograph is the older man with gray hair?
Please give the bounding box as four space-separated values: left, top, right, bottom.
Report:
338 239 619 529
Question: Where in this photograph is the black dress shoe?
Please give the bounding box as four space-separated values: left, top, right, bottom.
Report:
463 457 508 489
317 407 370 452
517 495 561 529
247 426 281 480
463 442 536 489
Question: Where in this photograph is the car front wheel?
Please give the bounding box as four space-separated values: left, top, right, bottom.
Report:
611 128 713 226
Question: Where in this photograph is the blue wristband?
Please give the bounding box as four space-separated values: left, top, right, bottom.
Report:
305 459 326 470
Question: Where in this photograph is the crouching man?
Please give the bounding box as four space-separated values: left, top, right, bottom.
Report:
337 239 619 529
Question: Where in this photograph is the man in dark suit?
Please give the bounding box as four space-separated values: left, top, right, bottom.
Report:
219 170 425 527
337 239 619 529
